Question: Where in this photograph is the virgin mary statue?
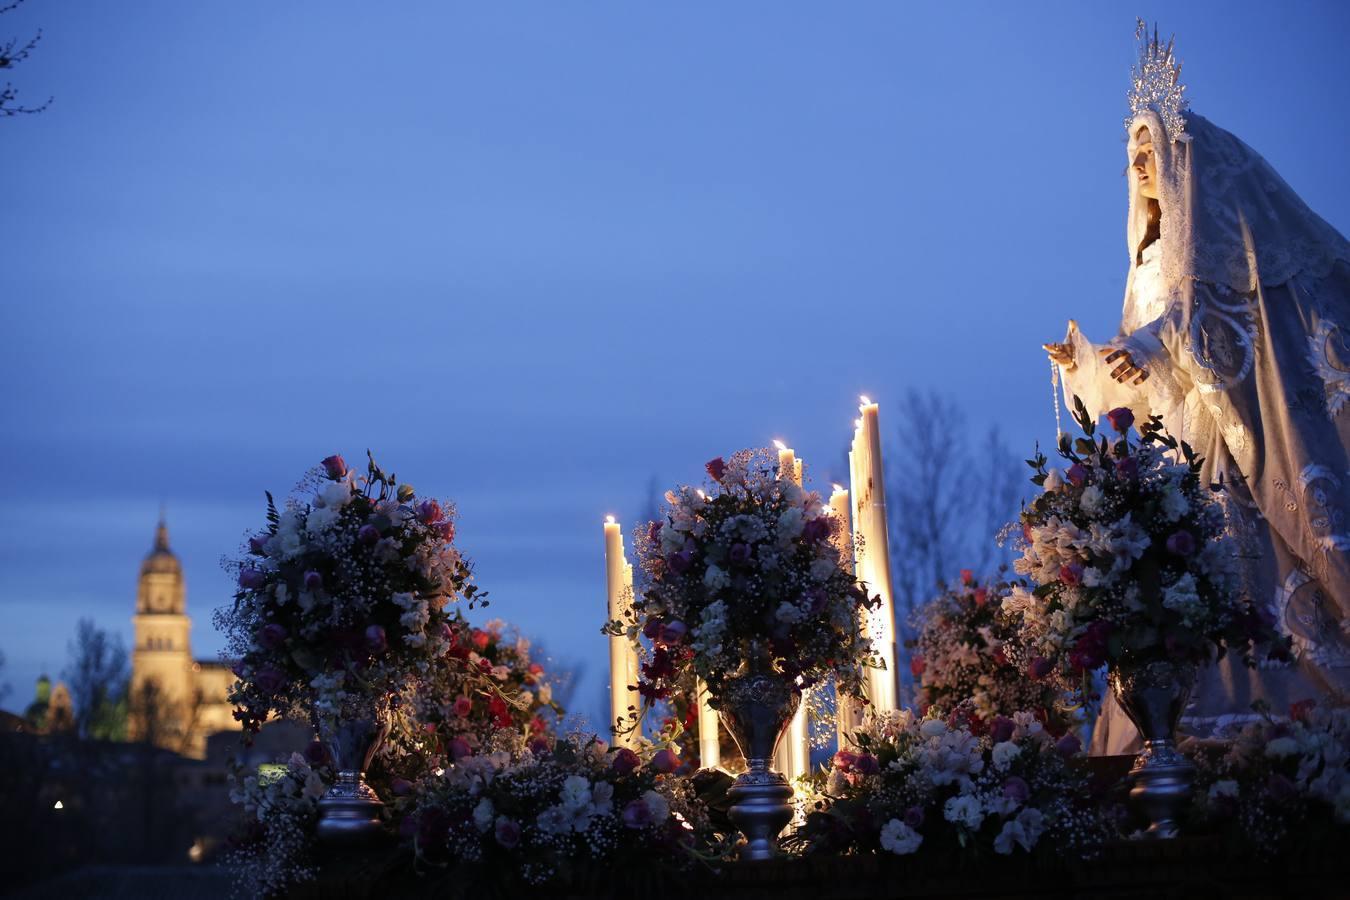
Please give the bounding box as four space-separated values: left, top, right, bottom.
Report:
1046 23 1350 754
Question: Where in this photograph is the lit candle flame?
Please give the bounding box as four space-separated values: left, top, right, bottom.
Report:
605 515 616 525
773 439 788 451
859 394 872 406
833 483 845 493
696 489 706 500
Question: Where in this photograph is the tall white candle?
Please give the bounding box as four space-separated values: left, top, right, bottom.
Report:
851 397 899 714
772 439 810 781
604 516 640 748
696 678 721 769
828 485 863 747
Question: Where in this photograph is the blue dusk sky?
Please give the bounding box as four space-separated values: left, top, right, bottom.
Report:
3 2 1349 727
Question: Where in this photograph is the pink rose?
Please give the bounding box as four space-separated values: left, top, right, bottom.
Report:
417 500 443 524
321 455 347 480
258 623 287 650
495 817 521 848
452 696 473 717
255 667 287 695
649 748 680 773
1166 530 1196 556
989 715 1015 744
238 568 266 590
960 569 974 585
832 749 858 771
438 520 455 542
910 656 926 677
364 624 388 655
1106 407 1135 433
1055 733 1082 757
1058 563 1084 586
610 747 641 776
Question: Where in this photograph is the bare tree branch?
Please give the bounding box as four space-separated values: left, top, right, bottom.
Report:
1 0 51 117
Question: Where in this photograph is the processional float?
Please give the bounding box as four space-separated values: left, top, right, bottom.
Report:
603 396 900 773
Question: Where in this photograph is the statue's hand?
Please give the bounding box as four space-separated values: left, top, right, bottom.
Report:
1103 347 1149 385
1044 341 1076 370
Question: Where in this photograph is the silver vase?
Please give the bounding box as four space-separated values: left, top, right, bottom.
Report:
1109 658 1197 839
315 708 390 843
715 656 801 861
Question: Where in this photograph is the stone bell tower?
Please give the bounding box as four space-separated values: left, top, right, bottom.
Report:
129 516 195 748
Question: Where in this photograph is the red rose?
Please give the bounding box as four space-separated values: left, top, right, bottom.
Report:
1106 407 1135 433
705 457 727 482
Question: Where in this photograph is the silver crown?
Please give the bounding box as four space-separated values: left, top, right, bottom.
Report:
1126 19 1189 141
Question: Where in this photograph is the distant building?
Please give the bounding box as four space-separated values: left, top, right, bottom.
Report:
128 518 238 759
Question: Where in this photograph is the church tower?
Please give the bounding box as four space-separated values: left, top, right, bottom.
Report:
129 516 195 749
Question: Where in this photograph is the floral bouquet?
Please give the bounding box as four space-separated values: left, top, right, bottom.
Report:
384 614 565 771
614 448 879 709
791 710 1107 860
909 571 1076 734
407 735 723 887
1003 400 1286 691
1185 700 1349 854
217 452 485 735
225 752 330 897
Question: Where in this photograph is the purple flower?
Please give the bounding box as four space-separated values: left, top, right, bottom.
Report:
903 805 925 829
656 620 688 647
802 517 832 544
1055 733 1082 757
304 740 331 767
1002 775 1030 804
649 748 680 773
528 736 552 756
729 542 752 565
610 747 641 776
1106 407 1135 433
303 570 324 591
705 457 726 482
1066 463 1088 487
255 667 287 695
365 625 388 655
448 737 472 761
1115 456 1139 480
621 799 653 829
832 749 858 770
238 568 266 591
248 534 270 555
390 777 413 796
258 623 287 651
494 817 522 848
417 500 443 524
321 455 347 480
853 753 879 776
989 715 1015 744
667 549 693 575
1166 530 1196 556
1028 657 1053 681
358 524 380 545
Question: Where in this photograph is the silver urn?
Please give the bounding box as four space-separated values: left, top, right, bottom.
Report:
315 708 391 843
715 653 801 861
1108 658 1197 839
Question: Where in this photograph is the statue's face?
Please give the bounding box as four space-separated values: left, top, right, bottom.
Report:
1132 127 1159 200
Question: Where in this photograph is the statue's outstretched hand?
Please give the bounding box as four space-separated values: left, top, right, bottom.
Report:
1103 347 1149 385
1043 341 1076 369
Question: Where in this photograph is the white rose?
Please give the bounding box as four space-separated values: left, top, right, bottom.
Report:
991 740 1021 772
641 789 670 822
943 794 985 830
560 775 592 811
1042 468 1065 492
703 565 730 590
920 719 949 739
473 797 495 832
774 602 804 625
809 558 837 583
1079 485 1104 514
318 479 352 510
879 818 923 855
